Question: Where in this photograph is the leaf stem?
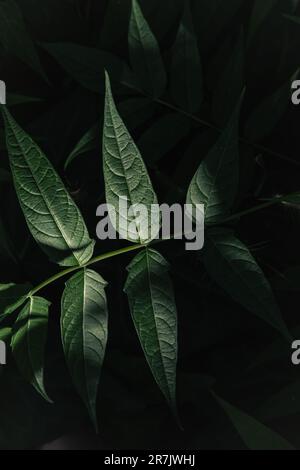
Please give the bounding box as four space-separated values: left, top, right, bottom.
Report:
28 195 288 297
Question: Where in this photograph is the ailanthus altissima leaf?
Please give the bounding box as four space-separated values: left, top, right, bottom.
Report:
128 0 166 98
214 393 294 450
187 94 243 224
202 228 290 338
11 296 51 402
103 72 159 244
124 248 178 415
2 107 95 267
61 269 108 431
170 0 203 113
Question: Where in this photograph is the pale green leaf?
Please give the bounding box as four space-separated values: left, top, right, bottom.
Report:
214 393 294 450
187 95 243 224
2 107 95 267
124 248 178 415
202 228 290 338
170 0 203 113
0 0 48 83
129 0 166 98
11 296 51 402
61 268 108 431
103 72 159 244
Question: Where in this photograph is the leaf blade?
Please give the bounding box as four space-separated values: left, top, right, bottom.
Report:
61 268 108 430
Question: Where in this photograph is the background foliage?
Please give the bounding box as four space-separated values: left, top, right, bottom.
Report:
0 0 300 450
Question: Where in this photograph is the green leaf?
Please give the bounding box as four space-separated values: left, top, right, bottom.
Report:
42 42 134 93
170 0 203 113
138 113 190 167
64 97 154 170
0 327 12 343
0 0 48 83
128 0 166 98
202 228 290 338
247 0 279 45
212 30 244 126
245 69 299 141
11 296 51 402
187 95 243 224
0 283 31 320
214 393 294 450
2 107 95 267
61 269 108 431
124 248 178 416
103 72 159 244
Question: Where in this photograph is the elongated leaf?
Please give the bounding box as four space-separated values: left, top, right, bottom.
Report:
202 228 290 338
124 248 178 415
61 269 108 430
187 95 243 224
214 393 294 450
247 0 279 45
245 69 299 141
65 97 154 170
170 0 203 113
2 107 95 267
138 113 190 167
0 283 31 320
129 0 166 98
42 42 134 93
0 0 48 83
103 72 159 244
212 30 244 126
11 296 51 402
0 327 11 343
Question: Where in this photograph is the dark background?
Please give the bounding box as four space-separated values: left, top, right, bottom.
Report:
0 0 300 450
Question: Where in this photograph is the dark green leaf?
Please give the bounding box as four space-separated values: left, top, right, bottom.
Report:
212 30 244 126
247 0 279 45
42 42 134 93
61 268 108 431
11 296 51 402
0 327 11 343
124 248 178 416
2 107 95 267
187 95 243 224
245 69 299 141
202 228 290 338
170 0 203 113
0 283 31 319
0 0 48 83
214 393 294 450
103 72 159 243
128 0 166 98
138 113 190 167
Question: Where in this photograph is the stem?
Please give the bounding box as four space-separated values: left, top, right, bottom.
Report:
28 195 288 297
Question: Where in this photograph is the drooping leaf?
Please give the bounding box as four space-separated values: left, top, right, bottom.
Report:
124 248 178 416
0 283 31 320
64 97 154 170
0 0 48 83
11 296 51 402
2 107 95 267
187 94 243 224
0 327 12 343
202 228 290 338
170 0 203 113
212 30 244 126
103 72 159 244
247 0 279 45
42 42 134 93
128 0 166 98
245 69 299 141
138 113 190 167
61 269 108 430
214 393 294 450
